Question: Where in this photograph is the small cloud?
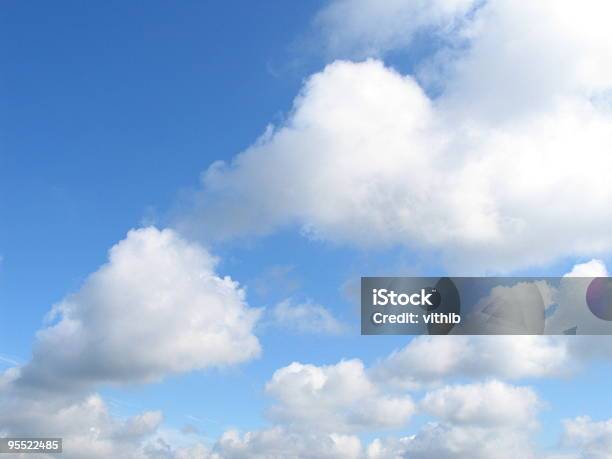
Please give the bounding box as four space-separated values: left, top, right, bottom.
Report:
139 205 159 227
564 259 609 278
0 354 22 367
271 299 346 335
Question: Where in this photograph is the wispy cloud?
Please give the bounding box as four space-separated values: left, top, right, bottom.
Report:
0 354 21 367
271 299 347 335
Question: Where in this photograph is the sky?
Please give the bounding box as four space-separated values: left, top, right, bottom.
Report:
2 1 612 458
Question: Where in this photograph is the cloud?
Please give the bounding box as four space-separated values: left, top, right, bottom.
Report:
421 380 540 427
271 299 346 334
0 386 195 459
210 380 541 459
181 1 612 271
381 422 537 459
0 354 22 367
373 336 571 387
265 359 415 432
546 260 612 334
313 0 477 58
561 416 612 459
215 427 362 459
564 259 609 278
367 381 541 459
204 374 604 459
18 227 261 390
5 238 597 459
0 227 267 458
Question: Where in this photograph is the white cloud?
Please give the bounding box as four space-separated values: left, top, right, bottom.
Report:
366 436 413 459
562 416 612 459
373 336 571 387
18 227 261 389
265 359 415 432
564 259 609 278
0 227 265 458
271 299 346 334
144 431 217 459
205 378 551 459
314 0 477 58
421 380 540 427
181 1 612 271
0 361 216 459
384 422 537 459
0 386 200 459
208 381 541 459
436 0 612 122
546 260 612 334
366 381 541 459
215 427 362 459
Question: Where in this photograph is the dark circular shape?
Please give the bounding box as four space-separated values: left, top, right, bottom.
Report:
586 277 612 321
427 278 461 335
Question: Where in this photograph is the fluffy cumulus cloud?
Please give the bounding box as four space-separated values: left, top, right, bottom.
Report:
19 227 261 389
271 299 346 334
373 335 571 387
421 380 540 427
181 0 612 271
6 2 612 457
373 422 536 459
0 379 213 459
215 427 362 459
213 380 542 459
265 359 415 432
564 259 609 278
561 416 612 459
202 343 572 458
0 227 262 458
365 381 541 459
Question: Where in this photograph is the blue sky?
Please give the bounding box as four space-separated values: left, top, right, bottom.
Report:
0 0 314 350
0 0 412 439
2 1 612 458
